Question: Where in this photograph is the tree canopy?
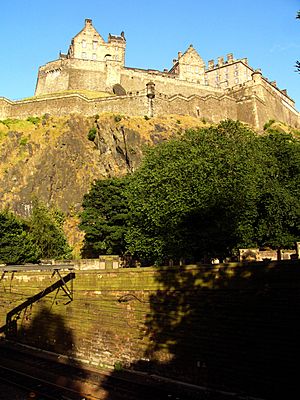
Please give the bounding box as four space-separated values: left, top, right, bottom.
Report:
0 210 40 264
28 199 72 260
80 120 300 264
80 177 129 258
0 201 71 265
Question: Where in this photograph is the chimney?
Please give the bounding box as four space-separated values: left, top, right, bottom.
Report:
281 89 287 96
217 56 224 67
227 53 234 63
208 60 214 69
178 51 182 59
173 59 178 65
85 18 92 26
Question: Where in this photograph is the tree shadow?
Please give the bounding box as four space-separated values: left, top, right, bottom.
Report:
102 261 300 399
4 302 88 397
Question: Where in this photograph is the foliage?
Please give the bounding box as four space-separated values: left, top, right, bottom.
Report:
26 116 41 125
114 114 123 123
80 120 300 264
263 119 275 131
87 127 97 141
125 120 300 263
19 136 28 146
254 132 300 248
0 118 20 128
80 177 129 257
28 200 72 260
0 210 40 264
125 120 267 263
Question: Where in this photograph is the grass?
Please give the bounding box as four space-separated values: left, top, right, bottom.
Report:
21 89 114 101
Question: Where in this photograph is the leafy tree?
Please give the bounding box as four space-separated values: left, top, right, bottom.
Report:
125 120 267 263
125 121 300 263
80 177 129 257
28 200 72 259
0 210 40 264
254 132 300 248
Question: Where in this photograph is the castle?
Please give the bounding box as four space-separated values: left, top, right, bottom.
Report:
1 19 299 129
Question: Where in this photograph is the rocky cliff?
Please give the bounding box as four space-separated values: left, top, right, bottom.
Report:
0 113 205 253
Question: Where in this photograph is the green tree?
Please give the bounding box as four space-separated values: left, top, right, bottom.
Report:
28 200 72 259
0 210 40 264
125 120 266 263
125 121 300 263
80 177 129 257
254 132 300 248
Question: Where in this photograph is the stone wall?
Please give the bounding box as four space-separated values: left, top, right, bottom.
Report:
1 261 300 398
1 80 299 130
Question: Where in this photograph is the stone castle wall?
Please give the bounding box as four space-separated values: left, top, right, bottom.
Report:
1 80 299 130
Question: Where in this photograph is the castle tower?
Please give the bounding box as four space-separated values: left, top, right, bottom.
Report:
67 19 126 65
35 19 126 96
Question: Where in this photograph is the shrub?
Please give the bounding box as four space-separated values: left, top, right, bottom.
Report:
114 114 123 122
263 119 275 131
27 116 41 125
88 127 97 141
19 137 28 146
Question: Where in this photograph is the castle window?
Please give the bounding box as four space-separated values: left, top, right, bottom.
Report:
234 70 239 76
93 41 98 49
82 52 87 59
92 53 97 60
235 77 239 84
82 40 86 48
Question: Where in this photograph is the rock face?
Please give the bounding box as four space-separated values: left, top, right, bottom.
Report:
0 113 203 216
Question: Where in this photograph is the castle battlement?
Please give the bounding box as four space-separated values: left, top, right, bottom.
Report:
1 19 299 130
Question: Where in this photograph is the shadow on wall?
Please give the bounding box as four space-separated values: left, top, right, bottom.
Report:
11 304 87 396
101 261 300 400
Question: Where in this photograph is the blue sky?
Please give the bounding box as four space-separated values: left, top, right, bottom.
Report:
1 0 299 108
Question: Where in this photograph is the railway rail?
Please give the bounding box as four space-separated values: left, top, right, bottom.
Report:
0 342 263 400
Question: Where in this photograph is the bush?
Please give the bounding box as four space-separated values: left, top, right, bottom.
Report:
114 114 123 122
27 116 41 125
88 127 97 141
19 137 28 146
263 119 275 131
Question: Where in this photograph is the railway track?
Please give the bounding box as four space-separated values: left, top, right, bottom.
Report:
0 343 191 400
0 342 263 400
